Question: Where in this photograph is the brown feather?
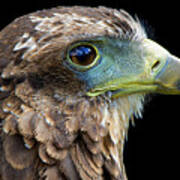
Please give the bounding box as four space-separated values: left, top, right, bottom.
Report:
0 6 146 180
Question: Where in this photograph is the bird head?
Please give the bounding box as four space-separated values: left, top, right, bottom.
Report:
1 7 179 100
1 6 180 180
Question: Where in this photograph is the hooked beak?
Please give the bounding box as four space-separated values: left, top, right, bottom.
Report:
155 55 180 94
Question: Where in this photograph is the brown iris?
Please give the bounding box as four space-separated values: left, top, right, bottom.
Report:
69 45 97 66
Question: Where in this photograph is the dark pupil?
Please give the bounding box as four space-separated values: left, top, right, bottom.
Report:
69 45 96 66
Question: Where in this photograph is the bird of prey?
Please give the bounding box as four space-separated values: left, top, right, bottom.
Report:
0 6 180 180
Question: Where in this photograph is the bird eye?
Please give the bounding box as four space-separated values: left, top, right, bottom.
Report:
67 43 100 70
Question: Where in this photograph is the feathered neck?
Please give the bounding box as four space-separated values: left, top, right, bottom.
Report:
3 79 145 179
95 94 145 178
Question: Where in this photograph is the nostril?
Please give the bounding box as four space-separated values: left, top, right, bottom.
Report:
152 60 161 72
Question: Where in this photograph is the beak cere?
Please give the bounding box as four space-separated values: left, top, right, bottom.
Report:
155 55 180 94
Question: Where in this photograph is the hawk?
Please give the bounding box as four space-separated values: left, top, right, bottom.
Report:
0 6 180 180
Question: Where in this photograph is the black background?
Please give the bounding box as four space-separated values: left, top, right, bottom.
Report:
0 1 179 179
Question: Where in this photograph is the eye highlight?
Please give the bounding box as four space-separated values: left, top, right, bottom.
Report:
67 43 100 70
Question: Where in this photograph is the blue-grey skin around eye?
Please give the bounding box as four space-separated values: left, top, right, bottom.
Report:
66 37 145 91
